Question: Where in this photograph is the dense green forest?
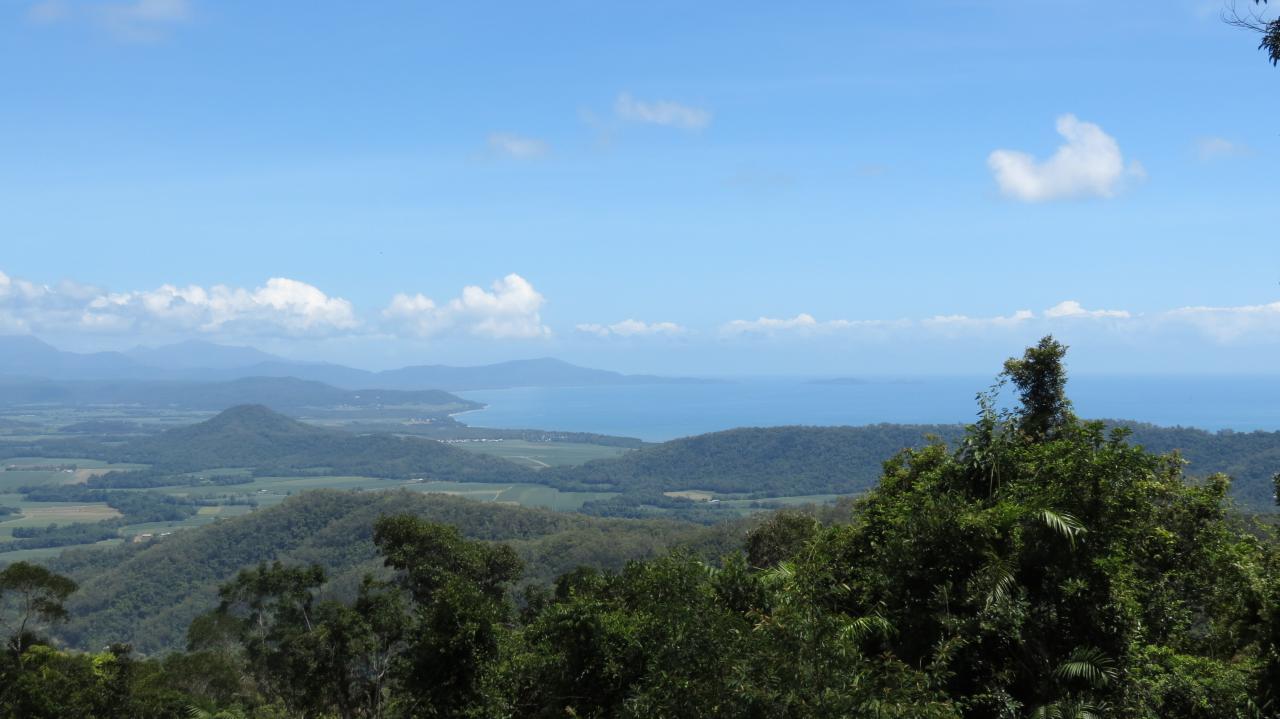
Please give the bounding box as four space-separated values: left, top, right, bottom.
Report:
42 490 746 654
4 338 1280 717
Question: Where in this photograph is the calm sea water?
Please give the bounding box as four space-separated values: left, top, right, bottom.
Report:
458 376 1280 442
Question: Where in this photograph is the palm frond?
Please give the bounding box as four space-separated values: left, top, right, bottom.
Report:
1052 646 1117 688
1040 509 1088 548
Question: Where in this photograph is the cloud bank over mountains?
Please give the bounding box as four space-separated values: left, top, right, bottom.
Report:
2 269 1278 353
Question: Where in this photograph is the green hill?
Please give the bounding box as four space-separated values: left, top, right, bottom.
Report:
542 421 1280 509
107 404 534 482
47 489 738 653
546 424 967 496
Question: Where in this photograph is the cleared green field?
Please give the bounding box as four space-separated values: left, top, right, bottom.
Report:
0 500 122 540
451 440 630 468
0 458 148 491
0 538 124 563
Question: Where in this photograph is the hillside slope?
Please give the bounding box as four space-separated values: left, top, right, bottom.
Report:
547 424 967 496
546 421 1279 507
49 489 738 653
108 404 533 481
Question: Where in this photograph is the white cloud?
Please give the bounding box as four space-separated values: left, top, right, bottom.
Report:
384 273 551 340
1044 300 1130 319
720 314 879 337
487 133 549 159
922 309 1035 330
1163 301 1280 342
0 269 357 336
576 319 686 338
988 115 1142 202
27 0 190 41
615 92 711 130
85 277 358 334
1196 136 1250 161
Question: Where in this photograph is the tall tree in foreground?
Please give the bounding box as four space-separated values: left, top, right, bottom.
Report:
804 335 1275 716
0 561 77 657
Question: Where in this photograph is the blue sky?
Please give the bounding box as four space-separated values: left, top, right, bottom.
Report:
1 0 1277 374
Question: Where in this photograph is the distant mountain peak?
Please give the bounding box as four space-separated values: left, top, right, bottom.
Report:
188 404 319 436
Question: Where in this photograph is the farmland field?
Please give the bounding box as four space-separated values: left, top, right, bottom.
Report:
450 439 630 467
1 457 149 491
0 470 620 560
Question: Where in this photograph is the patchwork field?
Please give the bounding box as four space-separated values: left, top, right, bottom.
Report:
1 458 149 491
450 439 630 467
0 457 621 560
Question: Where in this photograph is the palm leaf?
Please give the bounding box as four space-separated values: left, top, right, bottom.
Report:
1040 509 1088 548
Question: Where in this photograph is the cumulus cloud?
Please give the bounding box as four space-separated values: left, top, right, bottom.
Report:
383 273 550 340
615 92 711 130
27 0 190 41
487 133 549 159
0 270 358 336
1044 300 1130 319
576 319 686 338
88 277 358 335
988 115 1143 202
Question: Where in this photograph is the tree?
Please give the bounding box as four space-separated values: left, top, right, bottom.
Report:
0 561 77 656
744 510 820 568
1002 335 1073 440
1226 0 1280 65
372 515 523 718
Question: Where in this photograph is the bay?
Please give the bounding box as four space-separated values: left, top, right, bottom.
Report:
458 375 1280 442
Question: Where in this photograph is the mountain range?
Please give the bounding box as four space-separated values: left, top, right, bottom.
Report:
0 335 707 390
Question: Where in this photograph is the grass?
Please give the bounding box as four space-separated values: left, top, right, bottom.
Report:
451 440 630 468
0 458 148 492
0 499 122 541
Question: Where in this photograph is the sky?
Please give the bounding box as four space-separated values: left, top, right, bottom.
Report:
1 0 1277 375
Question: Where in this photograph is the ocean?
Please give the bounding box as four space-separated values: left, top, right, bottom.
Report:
458 375 1280 442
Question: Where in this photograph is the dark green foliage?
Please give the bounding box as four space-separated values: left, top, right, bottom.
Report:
0 561 77 655
549 423 964 496
1248 0 1279 65
1115 422 1280 508
744 510 819 567
45 490 733 653
6 522 121 550
1001 335 1073 440
87 469 252 489
0 506 18 516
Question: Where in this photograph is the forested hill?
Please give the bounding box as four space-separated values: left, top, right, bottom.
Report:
65 407 1280 507
105 404 533 481
48 489 740 653
546 421 1280 508
546 424 966 496
1118 421 1280 508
